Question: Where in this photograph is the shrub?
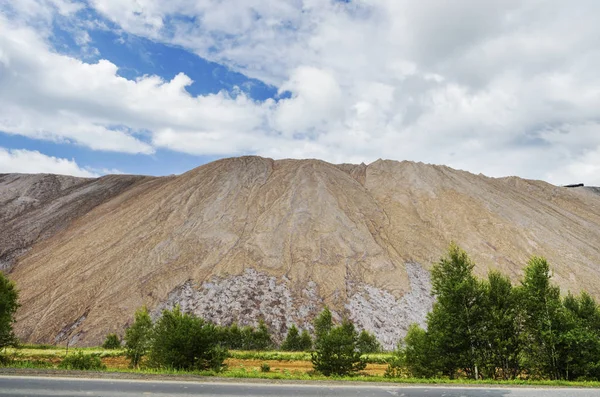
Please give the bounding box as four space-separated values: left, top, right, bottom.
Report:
260 362 270 372
148 306 228 372
124 307 153 368
59 352 106 371
311 319 366 376
102 333 121 349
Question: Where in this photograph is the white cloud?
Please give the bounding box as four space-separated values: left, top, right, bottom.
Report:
0 147 98 177
2 0 600 185
0 15 272 156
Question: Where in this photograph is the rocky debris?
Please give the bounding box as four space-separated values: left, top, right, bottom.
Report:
153 269 325 340
5 156 600 346
346 262 434 350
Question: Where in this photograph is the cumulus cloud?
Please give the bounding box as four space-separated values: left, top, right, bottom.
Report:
1 0 600 185
0 147 98 177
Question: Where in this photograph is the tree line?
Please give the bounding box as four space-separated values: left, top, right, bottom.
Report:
3 242 600 379
121 305 381 374
387 243 600 381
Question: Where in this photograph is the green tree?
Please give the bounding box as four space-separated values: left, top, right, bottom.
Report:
401 323 439 378
299 329 313 351
0 272 19 350
313 307 333 348
102 333 121 349
240 325 255 350
311 320 366 376
124 307 153 368
426 243 485 379
356 330 381 354
281 325 301 351
224 323 243 349
520 257 564 379
148 306 228 371
560 292 600 380
252 320 273 350
479 271 523 379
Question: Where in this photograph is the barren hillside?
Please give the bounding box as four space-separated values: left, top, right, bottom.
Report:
3 157 600 348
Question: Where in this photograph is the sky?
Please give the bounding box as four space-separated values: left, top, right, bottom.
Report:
0 1 599 185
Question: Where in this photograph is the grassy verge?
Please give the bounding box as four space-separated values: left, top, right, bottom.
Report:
3 346 600 387
229 350 392 364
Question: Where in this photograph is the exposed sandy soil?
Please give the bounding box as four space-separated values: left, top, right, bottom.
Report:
3 156 600 348
225 358 388 376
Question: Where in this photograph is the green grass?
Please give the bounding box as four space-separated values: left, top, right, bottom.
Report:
228 350 392 364
3 357 600 387
9 346 393 364
4 345 600 387
5 347 124 359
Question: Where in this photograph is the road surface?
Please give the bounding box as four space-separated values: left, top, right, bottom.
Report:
1 376 600 396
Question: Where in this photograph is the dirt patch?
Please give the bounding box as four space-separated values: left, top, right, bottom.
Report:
102 356 130 369
225 358 387 376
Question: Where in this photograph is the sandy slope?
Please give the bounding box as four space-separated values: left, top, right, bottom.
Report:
3 156 600 347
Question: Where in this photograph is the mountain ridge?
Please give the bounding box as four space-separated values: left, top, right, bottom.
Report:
2 156 600 348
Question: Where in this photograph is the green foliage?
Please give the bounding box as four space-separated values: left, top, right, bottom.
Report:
148 306 228 372
357 330 381 354
260 362 270 372
520 257 565 380
398 246 600 382
0 272 19 349
401 324 439 378
252 320 274 350
102 333 121 349
427 243 485 379
313 307 333 346
281 325 312 352
311 319 366 376
281 325 301 351
216 321 274 351
59 351 106 371
384 349 406 378
299 329 313 351
478 271 523 380
558 292 600 381
124 306 153 368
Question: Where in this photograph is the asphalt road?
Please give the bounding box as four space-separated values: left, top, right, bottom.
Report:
1 376 600 397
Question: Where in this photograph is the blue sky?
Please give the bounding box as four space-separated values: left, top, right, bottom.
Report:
0 5 280 176
1 1 600 184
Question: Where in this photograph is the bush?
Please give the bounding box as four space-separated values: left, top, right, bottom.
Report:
124 307 153 368
59 352 106 371
102 333 121 349
148 306 228 372
311 319 366 376
260 362 270 372
384 349 406 378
